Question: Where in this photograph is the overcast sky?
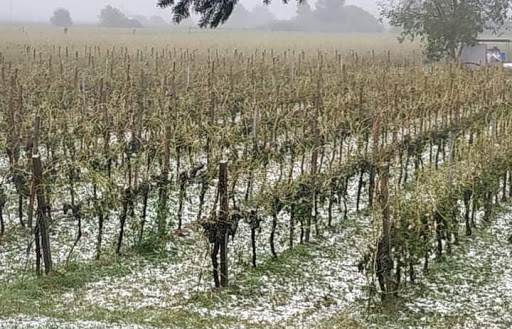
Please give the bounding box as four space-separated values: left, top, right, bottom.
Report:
0 0 379 23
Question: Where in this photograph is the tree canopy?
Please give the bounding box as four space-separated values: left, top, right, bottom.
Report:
271 0 382 33
158 0 381 32
132 15 169 26
157 0 303 28
99 5 143 28
220 4 276 29
380 0 512 61
50 8 73 27
150 15 168 26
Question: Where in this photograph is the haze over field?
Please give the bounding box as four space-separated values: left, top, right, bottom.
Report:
0 0 379 23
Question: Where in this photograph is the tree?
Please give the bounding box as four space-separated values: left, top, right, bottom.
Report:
176 17 196 27
380 0 512 61
132 15 150 26
50 8 73 27
270 2 382 33
157 0 303 28
99 5 143 28
222 4 275 29
338 5 383 33
251 5 276 26
149 15 168 26
315 0 345 21
222 4 251 29
296 0 313 20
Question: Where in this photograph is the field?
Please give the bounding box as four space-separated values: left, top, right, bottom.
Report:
0 25 512 329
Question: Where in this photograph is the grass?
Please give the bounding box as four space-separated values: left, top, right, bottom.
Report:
1 207 511 329
183 243 324 314
0 231 338 329
0 269 255 328
0 259 130 313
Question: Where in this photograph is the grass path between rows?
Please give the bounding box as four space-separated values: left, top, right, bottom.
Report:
1 207 511 329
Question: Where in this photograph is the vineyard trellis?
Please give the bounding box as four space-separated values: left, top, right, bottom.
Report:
0 32 511 307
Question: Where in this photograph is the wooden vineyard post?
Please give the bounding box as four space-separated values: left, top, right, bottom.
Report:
218 160 229 287
447 131 458 247
373 117 394 301
308 126 319 241
244 105 259 204
484 111 497 222
28 179 35 230
32 116 52 275
253 105 259 153
369 116 381 211
307 69 321 241
208 160 230 288
376 161 393 301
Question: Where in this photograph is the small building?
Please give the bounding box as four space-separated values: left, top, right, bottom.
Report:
461 39 510 69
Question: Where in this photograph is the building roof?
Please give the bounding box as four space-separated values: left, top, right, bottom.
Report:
476 38 512 43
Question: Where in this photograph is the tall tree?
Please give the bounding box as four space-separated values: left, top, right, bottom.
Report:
251 5 276 25
272 1 382 33
50 8 73 27
296 0 313 19
222 4 251 28
150 15 168 25
380 0 512 60
99 5 143 28
157 0 303 28
315 0 346 21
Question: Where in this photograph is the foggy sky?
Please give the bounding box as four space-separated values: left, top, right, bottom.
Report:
0 0 379 24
